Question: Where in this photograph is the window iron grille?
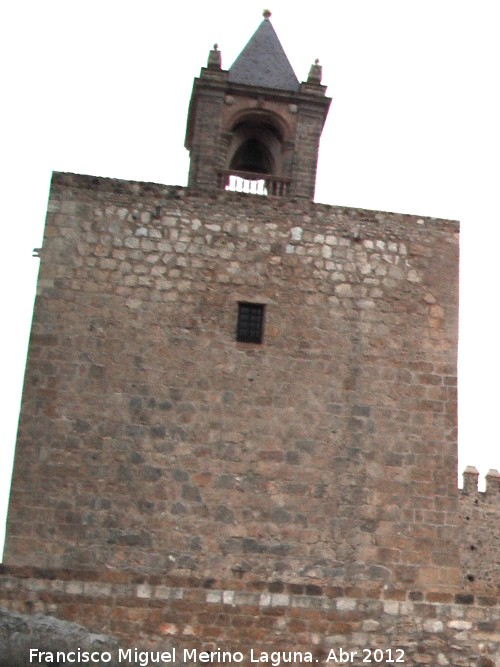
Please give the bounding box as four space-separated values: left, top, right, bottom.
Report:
236 302 265 344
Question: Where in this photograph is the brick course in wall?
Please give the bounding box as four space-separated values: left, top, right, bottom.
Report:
0 565 498 665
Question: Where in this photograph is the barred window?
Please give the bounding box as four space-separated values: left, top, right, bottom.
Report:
236 302 265 344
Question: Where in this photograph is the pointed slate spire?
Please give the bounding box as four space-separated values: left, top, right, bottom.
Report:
228 10 299 92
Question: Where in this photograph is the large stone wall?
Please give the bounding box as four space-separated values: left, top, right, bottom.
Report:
5 173 459 591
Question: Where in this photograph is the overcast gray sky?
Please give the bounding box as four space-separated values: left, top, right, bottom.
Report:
1 0 499 555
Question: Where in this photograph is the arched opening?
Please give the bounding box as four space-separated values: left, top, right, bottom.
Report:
230 138 274 175
227 118 283 177
222 114 291 196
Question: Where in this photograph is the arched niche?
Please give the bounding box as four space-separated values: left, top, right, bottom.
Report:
226 111 288 178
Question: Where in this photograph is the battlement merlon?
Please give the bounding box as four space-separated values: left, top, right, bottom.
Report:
462 466 500 497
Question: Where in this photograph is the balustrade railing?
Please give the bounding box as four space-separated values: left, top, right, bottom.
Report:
219 170 291 197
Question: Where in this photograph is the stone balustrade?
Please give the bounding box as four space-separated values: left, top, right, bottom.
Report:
219 170 291 197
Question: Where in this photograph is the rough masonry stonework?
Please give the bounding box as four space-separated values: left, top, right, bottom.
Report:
5 173 460 593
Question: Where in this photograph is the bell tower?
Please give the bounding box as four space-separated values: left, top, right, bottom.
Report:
185 10 331 199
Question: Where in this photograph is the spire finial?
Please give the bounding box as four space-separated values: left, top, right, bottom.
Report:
263 9 272 20
207 43 221 70
307 58 323 85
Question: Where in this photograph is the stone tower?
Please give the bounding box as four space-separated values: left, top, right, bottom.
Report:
185 10 330 199
3 15 489 664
